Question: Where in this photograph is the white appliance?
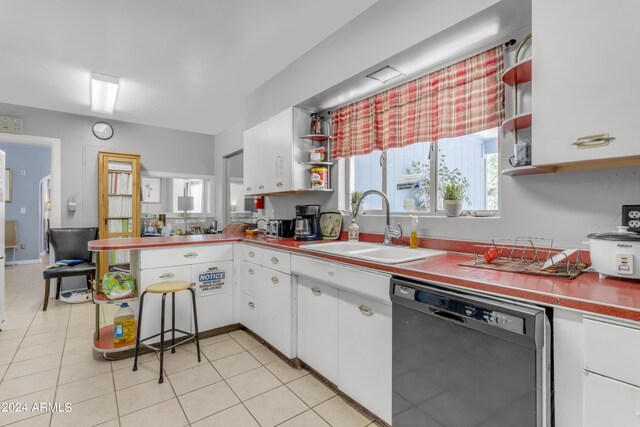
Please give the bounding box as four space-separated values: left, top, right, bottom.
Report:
0 150 6 327
587 226 640 279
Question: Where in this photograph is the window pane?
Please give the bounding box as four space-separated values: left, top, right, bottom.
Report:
172 178 205 213
437 128 499 211
351 150 383 210
386 142 432 212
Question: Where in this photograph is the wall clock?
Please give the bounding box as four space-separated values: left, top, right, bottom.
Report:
92 122 114 140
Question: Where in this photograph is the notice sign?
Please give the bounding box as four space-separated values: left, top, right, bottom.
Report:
196 270 226 296
397 182 420 190
396 173 422 191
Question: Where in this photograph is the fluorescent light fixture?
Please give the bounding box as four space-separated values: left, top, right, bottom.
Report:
91 72 119 114
366 66 404 84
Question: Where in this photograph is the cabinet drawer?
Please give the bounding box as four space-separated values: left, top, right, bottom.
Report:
261 248 291 274
140 244 233 269
241 262 265 302
584 318 640 387
139 265 191 285
242 245 263 265
583 372 640 427
291 255 390 304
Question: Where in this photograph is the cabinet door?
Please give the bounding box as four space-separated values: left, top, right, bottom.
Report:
297 277 339 384
191 261 234 332
243 121 270 195
583 372 640 427
268 108 293 193
138 265 192 343
240 293 264 338
241 261 265 302
532 0 640 166
262 268 293 358
338 290 392 424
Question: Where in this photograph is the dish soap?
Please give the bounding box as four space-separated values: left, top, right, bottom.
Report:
113 303 136 344
348 218 360 241
410 215 419 249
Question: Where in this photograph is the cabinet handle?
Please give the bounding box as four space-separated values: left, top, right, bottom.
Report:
571 133 615 149
271 276 279 284
183 252 198 258
276 182 283 188
270 257 279 264
159 273 175 279
207 267 218 272
248 302 255 309
247 186 252 192
328 270 335 277
248 251 255 258
359 304 374 317
311 287 321 296
259 185 264 190
248 268 255 275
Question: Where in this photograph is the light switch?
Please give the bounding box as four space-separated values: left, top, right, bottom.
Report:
20 207 26 214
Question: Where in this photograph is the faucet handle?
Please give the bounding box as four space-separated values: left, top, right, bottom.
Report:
396 223 403 238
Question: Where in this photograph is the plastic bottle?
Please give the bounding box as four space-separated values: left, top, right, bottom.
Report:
113 303 136 344
348 218 360 241
410 215 419 249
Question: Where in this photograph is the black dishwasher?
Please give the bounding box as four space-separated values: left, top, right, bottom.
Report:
391 277 550 427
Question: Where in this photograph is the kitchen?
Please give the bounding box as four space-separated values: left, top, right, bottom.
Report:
0 0 639 426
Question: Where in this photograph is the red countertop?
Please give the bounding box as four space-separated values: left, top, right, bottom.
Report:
89 233 640 322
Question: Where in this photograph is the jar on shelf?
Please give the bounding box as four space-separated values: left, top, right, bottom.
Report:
309 167 328 189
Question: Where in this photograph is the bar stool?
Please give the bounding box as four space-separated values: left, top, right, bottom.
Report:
133 280 201 383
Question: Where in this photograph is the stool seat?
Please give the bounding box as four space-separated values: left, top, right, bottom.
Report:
146 281 191 294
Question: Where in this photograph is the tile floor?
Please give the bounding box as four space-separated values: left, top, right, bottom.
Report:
0 260 382 426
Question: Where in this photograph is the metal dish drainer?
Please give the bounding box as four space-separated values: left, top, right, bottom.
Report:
470 237 584 277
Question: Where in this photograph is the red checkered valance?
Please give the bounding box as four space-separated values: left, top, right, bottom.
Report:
332 46 505 158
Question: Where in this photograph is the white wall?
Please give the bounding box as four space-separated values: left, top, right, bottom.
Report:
0 102 215 228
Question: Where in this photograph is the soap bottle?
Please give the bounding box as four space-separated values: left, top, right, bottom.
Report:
113 303 136 344
348 218 360 241
410 215 419 249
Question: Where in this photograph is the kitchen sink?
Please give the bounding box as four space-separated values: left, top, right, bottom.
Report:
300 241 445 264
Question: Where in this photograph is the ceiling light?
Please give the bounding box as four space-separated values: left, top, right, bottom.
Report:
91 72 119 114
366 66 404 84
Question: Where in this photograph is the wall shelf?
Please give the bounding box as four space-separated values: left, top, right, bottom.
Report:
502 112 532 132
502 165 555 176
503 58 532 86
300 134 332 142
300 161 334 167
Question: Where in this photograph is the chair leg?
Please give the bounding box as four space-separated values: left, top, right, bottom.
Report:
189 288 201 363
158 293 167 384
12 248 16 267
171 293 176 354
43 279 50 311
55 278 62 299
133 291 146 372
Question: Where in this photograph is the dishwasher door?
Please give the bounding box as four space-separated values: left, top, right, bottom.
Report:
391 277 549 427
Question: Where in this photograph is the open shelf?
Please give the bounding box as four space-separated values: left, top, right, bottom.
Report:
502 112 532 132
503 58 532 86
300 134 331 142
94 324 137 353
300 161 334 167
94 293 139 305
502 165 555 176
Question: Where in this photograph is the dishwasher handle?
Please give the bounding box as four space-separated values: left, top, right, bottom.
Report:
430 308 465 324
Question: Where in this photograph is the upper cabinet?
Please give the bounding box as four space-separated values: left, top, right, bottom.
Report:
244 107 333 196
532 0 640 171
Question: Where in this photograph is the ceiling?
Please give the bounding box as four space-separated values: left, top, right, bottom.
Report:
0 0 377 135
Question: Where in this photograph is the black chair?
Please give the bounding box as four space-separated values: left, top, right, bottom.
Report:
42 227 98 311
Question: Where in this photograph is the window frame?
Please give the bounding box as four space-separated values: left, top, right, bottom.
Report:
345 134 500 216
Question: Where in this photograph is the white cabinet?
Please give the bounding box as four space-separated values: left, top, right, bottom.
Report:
532 0 640 168
243 107 311 195
583 372 640 427
338 290 392 424
297 277 340 384
191 261 234 332
239 245 295 358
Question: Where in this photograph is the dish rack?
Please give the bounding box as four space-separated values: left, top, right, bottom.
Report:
466 237 585 278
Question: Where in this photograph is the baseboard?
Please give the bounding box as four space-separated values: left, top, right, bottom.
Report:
11 259 41 265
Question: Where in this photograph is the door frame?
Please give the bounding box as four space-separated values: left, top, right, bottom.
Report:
223 149 243 227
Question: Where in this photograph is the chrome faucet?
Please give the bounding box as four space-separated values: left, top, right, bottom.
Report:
353 190 402 245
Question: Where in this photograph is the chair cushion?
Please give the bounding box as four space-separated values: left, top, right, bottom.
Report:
43 262 96 279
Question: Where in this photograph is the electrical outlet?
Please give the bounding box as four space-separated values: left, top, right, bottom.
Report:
20 244 25 249
622 205 640 232
20 169 26 176
20 207 26 214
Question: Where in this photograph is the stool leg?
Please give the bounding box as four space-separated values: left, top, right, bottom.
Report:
158 293 167 384
189 288 201 363
133 291 146 372
56 278 62 299
43 279 50 311
171 292 176 354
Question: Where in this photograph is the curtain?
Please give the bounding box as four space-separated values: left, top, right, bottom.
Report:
332 45 504 158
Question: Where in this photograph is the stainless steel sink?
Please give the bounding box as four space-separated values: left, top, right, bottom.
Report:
300 241 445 264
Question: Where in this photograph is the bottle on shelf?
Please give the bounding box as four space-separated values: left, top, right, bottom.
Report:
113 303 136 344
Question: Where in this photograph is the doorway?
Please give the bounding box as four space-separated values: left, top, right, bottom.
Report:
39 175 51 254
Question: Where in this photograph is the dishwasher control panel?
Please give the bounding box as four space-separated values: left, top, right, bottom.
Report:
393 283 525 334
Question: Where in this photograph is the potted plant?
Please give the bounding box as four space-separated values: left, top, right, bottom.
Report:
442 183 468 217
351 191 364 215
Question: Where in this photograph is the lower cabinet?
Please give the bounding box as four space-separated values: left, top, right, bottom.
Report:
583 372 640 427
297 277 339 384
296 275 392 424
338 290 392 424
191 261 234 332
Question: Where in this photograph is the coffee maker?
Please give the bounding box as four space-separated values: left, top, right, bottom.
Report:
294 205 321 241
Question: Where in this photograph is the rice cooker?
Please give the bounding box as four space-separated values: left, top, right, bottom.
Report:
586 226 640 279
